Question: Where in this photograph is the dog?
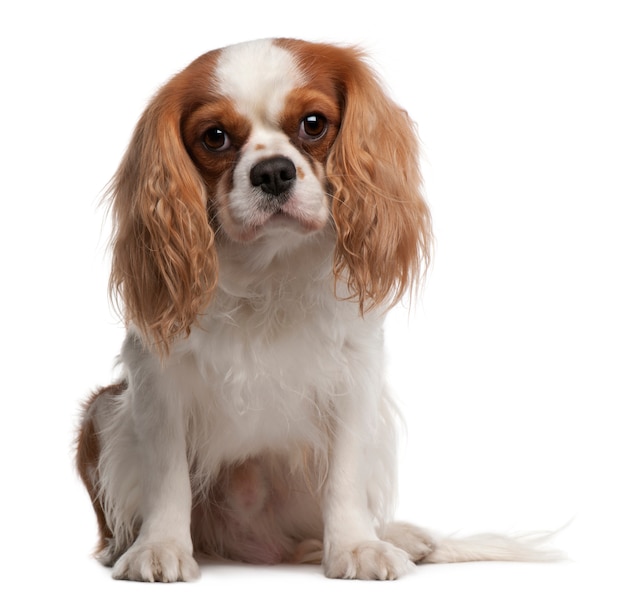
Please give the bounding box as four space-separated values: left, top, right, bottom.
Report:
77 38 555 581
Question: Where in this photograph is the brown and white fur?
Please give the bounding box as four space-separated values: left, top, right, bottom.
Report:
77 38 556 582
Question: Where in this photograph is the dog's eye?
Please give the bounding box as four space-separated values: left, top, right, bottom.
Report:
202 127 231 152
299 114 328 140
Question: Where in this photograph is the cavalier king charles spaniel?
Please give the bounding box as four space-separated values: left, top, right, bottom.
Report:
77 38 555 582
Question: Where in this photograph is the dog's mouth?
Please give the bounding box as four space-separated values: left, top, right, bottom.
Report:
239 210 328 243
219 195 329 243
270 203 328 231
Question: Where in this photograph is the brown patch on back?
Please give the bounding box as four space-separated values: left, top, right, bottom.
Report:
76 382 127 554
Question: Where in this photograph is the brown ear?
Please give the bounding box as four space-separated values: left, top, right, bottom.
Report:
327 49 432 312
108 85 217 355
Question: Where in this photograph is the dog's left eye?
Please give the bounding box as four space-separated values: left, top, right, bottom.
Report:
299 114 328 140
202 127 231 152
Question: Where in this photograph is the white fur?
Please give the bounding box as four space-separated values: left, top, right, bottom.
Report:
217 39 305 123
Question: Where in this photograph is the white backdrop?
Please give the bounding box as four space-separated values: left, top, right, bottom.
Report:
1 1 624 595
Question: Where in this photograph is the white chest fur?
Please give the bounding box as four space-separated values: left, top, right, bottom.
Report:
154 234 386 469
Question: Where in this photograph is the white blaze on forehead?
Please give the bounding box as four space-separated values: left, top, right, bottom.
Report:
216 39 305 125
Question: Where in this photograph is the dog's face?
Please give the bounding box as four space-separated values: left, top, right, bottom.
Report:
109 38 431 351
182 40 342 244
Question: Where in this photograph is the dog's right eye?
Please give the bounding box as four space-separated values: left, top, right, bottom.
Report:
202 127 231 152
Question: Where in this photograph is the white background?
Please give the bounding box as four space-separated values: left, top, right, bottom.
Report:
1 1 624 595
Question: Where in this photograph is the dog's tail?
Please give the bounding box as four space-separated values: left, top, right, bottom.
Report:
422 531 563 564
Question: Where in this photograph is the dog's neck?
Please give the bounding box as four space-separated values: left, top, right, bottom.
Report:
215 224 336 302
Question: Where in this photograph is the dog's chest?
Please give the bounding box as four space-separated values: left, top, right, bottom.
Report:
185 286 355 451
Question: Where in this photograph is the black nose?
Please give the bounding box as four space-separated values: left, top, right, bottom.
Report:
250 156 297 198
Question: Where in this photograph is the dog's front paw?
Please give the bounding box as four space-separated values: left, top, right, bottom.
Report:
112 541 199 582
324 540 415 580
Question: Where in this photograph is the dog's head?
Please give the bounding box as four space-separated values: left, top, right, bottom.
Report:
108 39 431 352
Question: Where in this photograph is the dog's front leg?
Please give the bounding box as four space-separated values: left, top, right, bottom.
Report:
111 345 199 582
322 379 414 580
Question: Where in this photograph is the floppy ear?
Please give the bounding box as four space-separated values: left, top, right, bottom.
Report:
108 84 217 355
327 48 432 312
